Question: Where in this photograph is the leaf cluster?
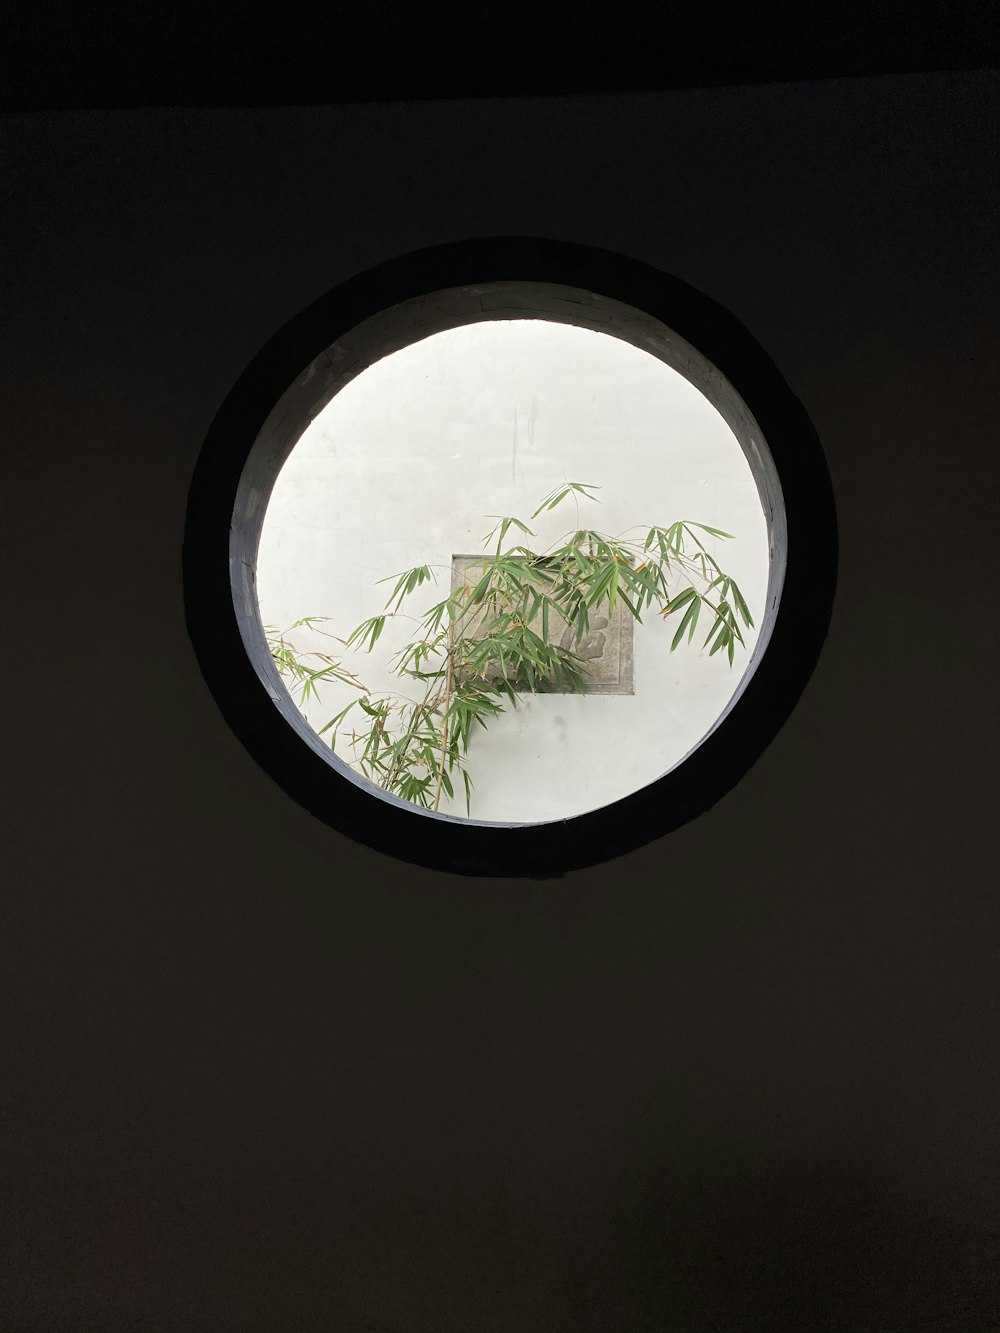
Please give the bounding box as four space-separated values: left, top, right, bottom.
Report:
265 618 368 702
271 485 754 816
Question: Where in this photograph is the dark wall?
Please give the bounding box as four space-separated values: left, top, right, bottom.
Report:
2 74 998 1330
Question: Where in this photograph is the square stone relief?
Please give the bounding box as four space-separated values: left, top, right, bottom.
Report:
450 554 634 695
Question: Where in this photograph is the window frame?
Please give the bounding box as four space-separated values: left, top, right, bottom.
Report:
183 238 836 877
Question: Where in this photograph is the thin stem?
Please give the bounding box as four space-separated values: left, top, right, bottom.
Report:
433 621 456 812
376 712 419 789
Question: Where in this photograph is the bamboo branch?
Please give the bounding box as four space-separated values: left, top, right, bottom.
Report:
433 621 456 812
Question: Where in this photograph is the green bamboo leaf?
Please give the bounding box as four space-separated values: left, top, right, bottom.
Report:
619 589 640 620
730 580 755 628
671 598 699 651
703 615 728 649
686 522 734 539
378 569 408 598
687 596 701 642
529 489 564 518
683 523 708 552
664 586 697 616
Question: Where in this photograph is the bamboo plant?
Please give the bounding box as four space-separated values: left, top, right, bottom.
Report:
267 483 754 815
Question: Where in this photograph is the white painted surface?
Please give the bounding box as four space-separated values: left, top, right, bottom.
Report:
256 320 770 821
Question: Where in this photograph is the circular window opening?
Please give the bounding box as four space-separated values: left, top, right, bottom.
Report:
185 240 835 876
256 317 772 824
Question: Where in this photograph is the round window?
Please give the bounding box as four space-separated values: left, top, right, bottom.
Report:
184 240 835 876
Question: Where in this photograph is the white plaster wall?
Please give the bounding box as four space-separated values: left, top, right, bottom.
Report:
256 320 770 821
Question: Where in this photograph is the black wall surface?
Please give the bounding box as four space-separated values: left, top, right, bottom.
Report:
2 74 998 1330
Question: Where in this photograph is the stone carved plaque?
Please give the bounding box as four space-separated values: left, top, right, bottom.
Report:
451 555 634 695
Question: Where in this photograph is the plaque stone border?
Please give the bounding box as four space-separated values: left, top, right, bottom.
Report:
450 554 634 695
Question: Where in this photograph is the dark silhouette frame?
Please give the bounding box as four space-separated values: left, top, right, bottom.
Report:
183 238 836 877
